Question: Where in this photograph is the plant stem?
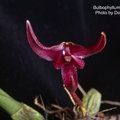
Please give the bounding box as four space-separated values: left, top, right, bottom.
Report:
0 88 45 120
0 89 21 115
78 84 86 96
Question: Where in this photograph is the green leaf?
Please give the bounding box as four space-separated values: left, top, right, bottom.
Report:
11 104 44 120
0 88 21 116
0 88 45 120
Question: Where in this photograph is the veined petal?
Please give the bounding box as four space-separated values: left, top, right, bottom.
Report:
26 20 63 61
61 63 78 92
70 32 106 58
71 55 85 69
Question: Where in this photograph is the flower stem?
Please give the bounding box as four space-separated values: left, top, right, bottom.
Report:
78 84 86 96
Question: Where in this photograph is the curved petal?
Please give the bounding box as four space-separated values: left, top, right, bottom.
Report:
71 55 85 69
26 20 63 61
61 63 78 92
70 32 106 58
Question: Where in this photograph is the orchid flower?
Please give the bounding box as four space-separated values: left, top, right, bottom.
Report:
26 20 106 107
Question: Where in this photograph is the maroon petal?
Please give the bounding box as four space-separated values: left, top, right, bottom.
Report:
71 55 85 69
26 20 63 61
61 63 78 92
70 32 106 58
52 52 65 69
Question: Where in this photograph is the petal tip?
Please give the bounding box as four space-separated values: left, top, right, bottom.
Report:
26 20 31 29
101 32 106 38
26 20 30 24
100 31 106 46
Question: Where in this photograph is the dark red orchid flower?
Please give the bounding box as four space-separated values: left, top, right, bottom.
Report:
26 20 106 107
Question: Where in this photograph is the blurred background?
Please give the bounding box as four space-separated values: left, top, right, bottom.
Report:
0 0 120 119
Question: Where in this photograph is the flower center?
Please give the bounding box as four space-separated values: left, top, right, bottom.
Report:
64 56 72 62
62 42 73 62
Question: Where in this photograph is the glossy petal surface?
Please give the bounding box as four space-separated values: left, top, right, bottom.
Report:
61 63 78 92
71 55 85 69
52 52 65 69
69 32 106 58
26 20 63 61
